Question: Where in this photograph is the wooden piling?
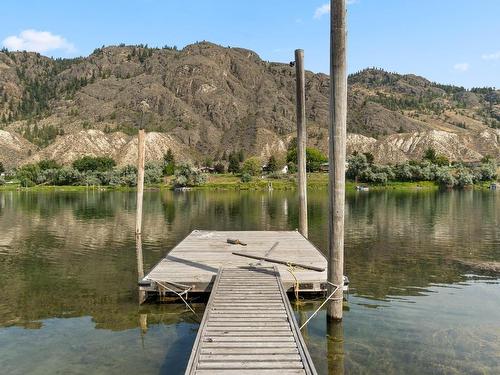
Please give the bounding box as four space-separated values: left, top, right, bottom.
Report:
135 128 146 235
327 0 347 320
135 101 149 236
295 49 308 238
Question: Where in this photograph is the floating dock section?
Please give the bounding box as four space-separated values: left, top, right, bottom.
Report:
141 230 328 295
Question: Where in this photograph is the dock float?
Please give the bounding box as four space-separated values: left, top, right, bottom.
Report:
141 230 328 296
184 267 318 375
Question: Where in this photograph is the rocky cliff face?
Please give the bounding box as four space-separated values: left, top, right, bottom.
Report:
0 42 498 168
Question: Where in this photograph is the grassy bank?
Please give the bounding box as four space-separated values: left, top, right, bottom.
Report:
0 174 447 192
2 173 496 192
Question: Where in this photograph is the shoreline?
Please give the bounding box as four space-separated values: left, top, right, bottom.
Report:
1 173 495 192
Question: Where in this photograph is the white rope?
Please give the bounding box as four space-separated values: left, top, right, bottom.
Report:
299 281 342 330
154 280 197 316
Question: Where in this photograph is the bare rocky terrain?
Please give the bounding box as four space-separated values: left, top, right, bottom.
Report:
0 42 498 168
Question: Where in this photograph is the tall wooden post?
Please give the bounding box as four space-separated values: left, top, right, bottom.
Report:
295 49 308 238
135 101 149 236
327 0 347 320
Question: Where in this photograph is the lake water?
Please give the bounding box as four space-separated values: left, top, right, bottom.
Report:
0 189 499 374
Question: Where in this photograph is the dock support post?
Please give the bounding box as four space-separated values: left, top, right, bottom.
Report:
295 49 308 238
327 0 347 320
135 101 149 236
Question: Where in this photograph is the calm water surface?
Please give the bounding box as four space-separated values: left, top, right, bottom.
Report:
0 189 498 374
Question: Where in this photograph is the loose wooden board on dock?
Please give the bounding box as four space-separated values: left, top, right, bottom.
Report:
142 230 328 293
184 267 318 374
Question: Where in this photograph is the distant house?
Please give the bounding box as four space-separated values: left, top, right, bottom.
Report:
319 161 349 173
262 164 288 174
199 166 215 174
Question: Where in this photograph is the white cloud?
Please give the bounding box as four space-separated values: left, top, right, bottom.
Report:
314 1 357 19
453 63 469 72
482 51 500 61
2 29 75 54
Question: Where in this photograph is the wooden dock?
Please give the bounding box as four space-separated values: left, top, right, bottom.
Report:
184 267 318 374
141 230 328 295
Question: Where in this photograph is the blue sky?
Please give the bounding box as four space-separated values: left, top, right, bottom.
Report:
1 0 499 88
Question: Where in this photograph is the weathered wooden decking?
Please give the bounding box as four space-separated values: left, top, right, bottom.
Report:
185 267 317 375
142 230 328 294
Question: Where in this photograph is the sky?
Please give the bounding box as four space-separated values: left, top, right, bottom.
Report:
1 0 499 88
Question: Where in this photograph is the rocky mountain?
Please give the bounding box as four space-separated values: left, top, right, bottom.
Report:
0 42 499 168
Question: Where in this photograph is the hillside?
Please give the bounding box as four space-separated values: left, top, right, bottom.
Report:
0 42 499 168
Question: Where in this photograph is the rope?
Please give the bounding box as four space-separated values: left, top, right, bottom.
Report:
153 280 198 317
299 281 342 330
286 263 300 301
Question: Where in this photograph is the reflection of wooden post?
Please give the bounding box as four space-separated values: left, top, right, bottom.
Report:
327 320 345 375
295 49 308 238
139 313 148 334
136 233 146 304
328 0 347 320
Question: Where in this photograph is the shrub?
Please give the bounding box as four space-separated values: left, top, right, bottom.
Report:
72 156 116 172
287 161 297 173
145 163 163 184
37 159 61 170
174 163 207 187
435 168 456 187
346 154 369 180
477 162 497 181
267 155 278 173
20 177 35 187
16 164 40 183
456 168 474 188
287 147 327 172
394 163 413 181
242 157 262 176
228 154 241 174
240 173 252 183
55 167 81 185
0 176 5 185
213 163 225 174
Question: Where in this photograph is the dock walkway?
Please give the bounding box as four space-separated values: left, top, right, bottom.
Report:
184 267 317 375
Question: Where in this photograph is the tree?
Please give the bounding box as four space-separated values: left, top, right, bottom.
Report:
241 173 252 183
37 159 60 170
286 147 327 172
163 149 175 164
238 150 245 163
242 157 262 176
228 154 241 174
0 162 4 174
163 149 176 176
363 152 375 165
173 163 207 187
423 148 437 163
267 155 278 173
346 153 369 180
214 163 225 174
72 156 116 172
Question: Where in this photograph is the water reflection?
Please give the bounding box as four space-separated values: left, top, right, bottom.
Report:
0 189 498 374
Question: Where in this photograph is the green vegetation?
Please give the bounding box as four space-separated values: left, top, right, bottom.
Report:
21 123 63 147
163 149 176 176
242 157 262 176
347 148 497 188
72 156 116 172
173 163 207 187
286 140 328 172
